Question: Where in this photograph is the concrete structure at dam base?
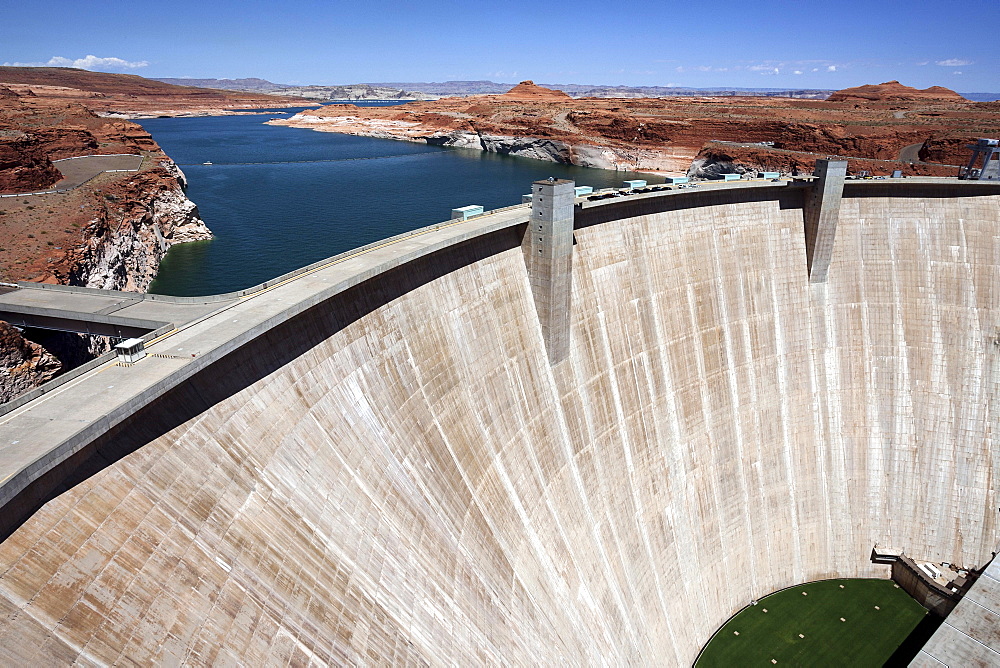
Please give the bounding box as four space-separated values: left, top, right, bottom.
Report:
915 556 1000 665
0 174 999 665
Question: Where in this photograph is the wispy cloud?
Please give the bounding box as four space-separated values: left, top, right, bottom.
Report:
936 58 971 67
673 60 842 77
676 65 731 74
3 55 149 70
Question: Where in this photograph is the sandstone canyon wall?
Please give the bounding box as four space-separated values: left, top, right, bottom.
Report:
0 321 61 403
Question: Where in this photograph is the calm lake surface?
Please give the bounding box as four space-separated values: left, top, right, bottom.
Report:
141 104 649 296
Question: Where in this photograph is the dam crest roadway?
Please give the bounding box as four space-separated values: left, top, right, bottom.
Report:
1 173 999 665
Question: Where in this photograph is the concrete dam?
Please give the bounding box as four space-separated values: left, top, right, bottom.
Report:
0 174 998 665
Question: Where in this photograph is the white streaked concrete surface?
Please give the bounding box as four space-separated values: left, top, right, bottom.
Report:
0 181 997 664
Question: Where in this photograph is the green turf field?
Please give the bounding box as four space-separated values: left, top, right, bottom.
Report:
696 579 927 667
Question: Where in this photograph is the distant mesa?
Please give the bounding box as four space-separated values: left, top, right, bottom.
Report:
827 80 966 103
152 77 287 92
500 80 572 101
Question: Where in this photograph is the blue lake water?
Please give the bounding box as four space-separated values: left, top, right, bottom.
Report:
141 105 649 296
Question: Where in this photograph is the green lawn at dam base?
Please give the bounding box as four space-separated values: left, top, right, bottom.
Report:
696 579 927 667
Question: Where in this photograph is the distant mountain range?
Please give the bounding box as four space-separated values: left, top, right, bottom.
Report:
153 77 287 92
152 78 435 100
261 84 436 101
153 78 835 100
152 78 1000 102
366 81 836 99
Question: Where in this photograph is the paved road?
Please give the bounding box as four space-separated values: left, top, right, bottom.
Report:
0 154 143 197
0 284 231 337
898 142 923 163
51 154 143 189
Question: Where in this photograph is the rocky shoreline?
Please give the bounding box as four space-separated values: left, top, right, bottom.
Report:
270 80 998 177
269 115 688 173
59 160 212 290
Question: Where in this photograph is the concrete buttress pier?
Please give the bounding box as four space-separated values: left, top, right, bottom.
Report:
524 178 575 364
803 159 847 282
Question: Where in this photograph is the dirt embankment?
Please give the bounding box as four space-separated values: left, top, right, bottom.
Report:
272 80 999 176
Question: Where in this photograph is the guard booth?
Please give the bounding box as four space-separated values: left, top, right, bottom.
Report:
115 338 146 364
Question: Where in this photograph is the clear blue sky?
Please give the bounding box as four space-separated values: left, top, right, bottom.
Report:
4 0 998 91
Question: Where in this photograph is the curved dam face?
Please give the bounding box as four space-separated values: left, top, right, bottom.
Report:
1 186 998 664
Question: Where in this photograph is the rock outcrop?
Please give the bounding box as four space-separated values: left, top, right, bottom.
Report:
52 164 212 290
0 321 61 403
918 136 979 165
500 80 573 101
827 80 967 103
688 142 958 179
0 130 62 192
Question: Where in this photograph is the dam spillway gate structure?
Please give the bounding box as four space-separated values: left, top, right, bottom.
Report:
0 176 999 664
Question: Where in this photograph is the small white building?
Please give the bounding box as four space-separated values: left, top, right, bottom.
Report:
451 205 484 220
115 338 146 364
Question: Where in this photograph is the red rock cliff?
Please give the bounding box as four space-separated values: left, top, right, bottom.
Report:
827 80 967 103
0 321 61 403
